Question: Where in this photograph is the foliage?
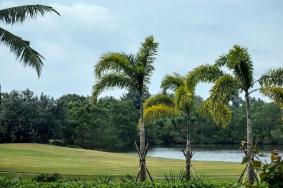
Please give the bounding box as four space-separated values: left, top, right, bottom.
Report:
255 151 283 188
32 173 62 182
0 176 245 188
0 89 282 147
0 4 59 76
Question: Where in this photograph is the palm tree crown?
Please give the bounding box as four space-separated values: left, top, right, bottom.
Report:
0 5 60 76
93 36 158 99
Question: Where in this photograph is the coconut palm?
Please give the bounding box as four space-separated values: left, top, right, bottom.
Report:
186 45 283 184
0 4 59 76
144 73 197 180
93 36 158 181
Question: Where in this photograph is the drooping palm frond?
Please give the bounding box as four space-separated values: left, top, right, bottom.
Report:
94 53 133 78
261 87 283 106
0 27 44 76
203 99 232 127
0 5 60 25
136 35 158 83
144 104 178 122
161 73 184 92
144 93 174 109
259 68 283 87
175 85 193 112
216 45 253 90
186 64 223 93
209 75 240 103
92 73 133 100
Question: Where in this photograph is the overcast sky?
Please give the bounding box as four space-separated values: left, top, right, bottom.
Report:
0 0 282 99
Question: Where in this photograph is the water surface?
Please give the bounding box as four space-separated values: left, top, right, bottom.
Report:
146 145 283 163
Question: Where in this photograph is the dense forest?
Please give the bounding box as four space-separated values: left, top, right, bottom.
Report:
0 89 282 150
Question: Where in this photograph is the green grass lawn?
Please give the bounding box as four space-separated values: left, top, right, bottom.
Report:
0 143 244 179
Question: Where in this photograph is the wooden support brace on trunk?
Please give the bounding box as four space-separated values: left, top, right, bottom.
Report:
182 150 199 180
135 142 153 182
238 141 260 184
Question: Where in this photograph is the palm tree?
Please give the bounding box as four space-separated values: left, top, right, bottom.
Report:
187 45 283 184
144 73 197 180
0 4 59 76
93 36 158 181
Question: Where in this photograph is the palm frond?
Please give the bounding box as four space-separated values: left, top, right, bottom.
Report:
94 52 133 78
186 64 223 92
261 87 283 106
136 35 158 83
204 99 232 127
144 94 174 108
0 27 44 76
175 86 193 112
144 104 178 122
209 75 240 104
216 45 253 90
259 68 283 87
0 4 60 24
161 73 184 92
92 73 133 100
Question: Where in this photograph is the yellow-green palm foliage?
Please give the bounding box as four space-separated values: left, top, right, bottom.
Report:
186 45 283 126
144 73 194 122
0 5 59 76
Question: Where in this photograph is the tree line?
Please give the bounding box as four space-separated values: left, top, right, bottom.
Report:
0 89 282 148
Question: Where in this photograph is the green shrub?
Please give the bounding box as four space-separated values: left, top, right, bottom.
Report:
32 173 62 182
255 150 283 188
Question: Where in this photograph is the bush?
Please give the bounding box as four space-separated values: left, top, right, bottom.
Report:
32 173 62 182
255 150 283 188
0 176 269 188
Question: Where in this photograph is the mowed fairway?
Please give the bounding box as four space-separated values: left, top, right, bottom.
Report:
0 144 243 178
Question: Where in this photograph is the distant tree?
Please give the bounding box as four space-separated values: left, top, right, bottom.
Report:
0 4 59 76
144 73 198 180
187 45 283 184
93 36 158 181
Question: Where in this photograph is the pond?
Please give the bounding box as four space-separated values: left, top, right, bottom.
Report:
146 145 283 163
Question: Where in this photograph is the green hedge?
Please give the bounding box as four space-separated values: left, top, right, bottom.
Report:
0 176 268 188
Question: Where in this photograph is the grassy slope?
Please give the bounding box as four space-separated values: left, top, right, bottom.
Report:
0 143 243 178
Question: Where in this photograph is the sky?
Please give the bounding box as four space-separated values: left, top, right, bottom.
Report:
0 0 282 99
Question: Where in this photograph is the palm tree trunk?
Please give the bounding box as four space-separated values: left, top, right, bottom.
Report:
139 94 146 181
185 119 192 180
245 91 254 184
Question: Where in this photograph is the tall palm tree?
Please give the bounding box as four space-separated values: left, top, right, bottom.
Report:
0 4 59 76
144 73 197 180
186 45 283 184
93 36 158 181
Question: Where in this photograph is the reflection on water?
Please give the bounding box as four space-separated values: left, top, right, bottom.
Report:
146 145 283 163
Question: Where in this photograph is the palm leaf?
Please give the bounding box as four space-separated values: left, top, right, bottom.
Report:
94 52 134 78
204 99 232 127
0 27 44 76
144 104 178 122
261 87 283 106
136 35 158 83
216 45 253 90
209 75 240 103
0 5 60 24
92 73 133 100
144 94 174 108
161 73 184 92
259 68 283 87
186 64 223 92
175 85 193 112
